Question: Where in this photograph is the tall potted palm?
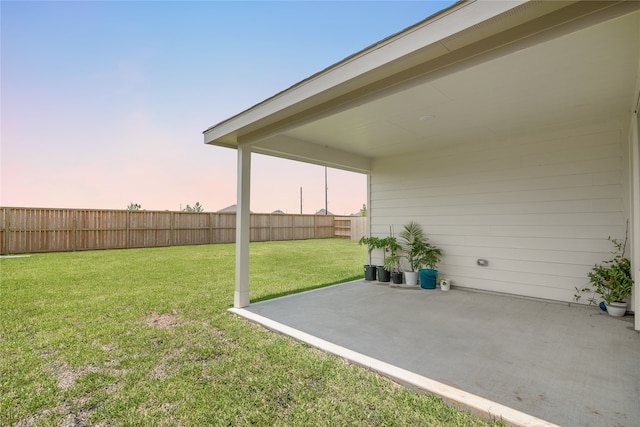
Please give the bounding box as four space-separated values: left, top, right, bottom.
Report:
399 221 443 288
399 221 425 286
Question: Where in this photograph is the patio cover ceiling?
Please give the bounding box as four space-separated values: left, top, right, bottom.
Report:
204 1 640 173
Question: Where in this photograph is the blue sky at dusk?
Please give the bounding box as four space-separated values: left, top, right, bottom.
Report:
2 1 455 214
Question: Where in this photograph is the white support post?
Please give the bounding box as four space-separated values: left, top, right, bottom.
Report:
235 144 251 308
366 173 371 238
630 111 640 331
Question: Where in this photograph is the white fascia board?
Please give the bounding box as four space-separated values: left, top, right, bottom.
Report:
203 0 529 146
252 135 372 173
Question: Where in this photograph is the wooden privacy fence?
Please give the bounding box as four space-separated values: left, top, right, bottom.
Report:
0 207 366 254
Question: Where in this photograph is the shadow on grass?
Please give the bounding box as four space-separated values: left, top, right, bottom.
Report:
249 275 364 304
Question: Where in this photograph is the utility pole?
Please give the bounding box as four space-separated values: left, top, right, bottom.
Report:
300 187 302 214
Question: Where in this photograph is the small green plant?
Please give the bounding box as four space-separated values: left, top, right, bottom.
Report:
574 223 634 306
417 242 443 271
358 236 382 266
382 236 402 273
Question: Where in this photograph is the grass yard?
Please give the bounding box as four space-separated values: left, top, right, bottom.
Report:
1 239 505 426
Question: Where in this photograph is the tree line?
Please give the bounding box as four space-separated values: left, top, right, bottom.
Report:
127 202 204 212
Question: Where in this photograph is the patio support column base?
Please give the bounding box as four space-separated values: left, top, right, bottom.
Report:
234 290 250 308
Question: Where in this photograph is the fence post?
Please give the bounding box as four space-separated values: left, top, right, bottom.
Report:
170 212 174 247
209 212 213 244
125 210 130 249
314 215 317 239
292 215 296 240
73 209 77 251
3 207 10 255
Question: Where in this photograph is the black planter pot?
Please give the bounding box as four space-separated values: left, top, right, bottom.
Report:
364 265 377 281
377 266 391 282
391 272 403 284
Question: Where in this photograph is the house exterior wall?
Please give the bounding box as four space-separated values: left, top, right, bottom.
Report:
631 108 639 324
369 118 632 304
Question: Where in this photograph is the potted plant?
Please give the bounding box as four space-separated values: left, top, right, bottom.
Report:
359 236 382 281
375 236 400 283
382 236 403 284
399 221 426 286
574 223 634 317
416 242 443 289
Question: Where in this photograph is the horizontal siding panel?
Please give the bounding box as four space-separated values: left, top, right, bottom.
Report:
444 265 585 290
489 247 609 265
370 120 630 303
373 225 625 240
374 199 621 217
443 276 577 303
372 212 624 227
373 184 622 207
372 142 623 193
432 235 612 253
374 173 614 199
443 255 594 278
374 155 623 190
427 244 605 266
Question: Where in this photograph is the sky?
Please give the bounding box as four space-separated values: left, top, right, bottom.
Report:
1 1 455 215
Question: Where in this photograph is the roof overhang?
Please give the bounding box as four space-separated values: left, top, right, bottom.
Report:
203 0 640 173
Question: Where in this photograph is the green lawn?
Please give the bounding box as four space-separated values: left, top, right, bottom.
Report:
1 239 504 426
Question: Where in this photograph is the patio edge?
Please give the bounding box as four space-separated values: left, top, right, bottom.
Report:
228 307 559 427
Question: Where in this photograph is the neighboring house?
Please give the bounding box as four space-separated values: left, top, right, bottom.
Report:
314 209 333 215
203 1 640 331
216 204 253 214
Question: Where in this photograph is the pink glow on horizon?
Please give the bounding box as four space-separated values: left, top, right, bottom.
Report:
1 1 453 215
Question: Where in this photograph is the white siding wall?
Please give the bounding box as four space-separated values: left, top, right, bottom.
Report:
370 119 632 303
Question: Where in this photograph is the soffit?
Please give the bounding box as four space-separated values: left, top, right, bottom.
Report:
204 1 640 173
203 0 566 146
274 10 639 159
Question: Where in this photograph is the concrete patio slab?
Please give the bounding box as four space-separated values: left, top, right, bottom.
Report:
230 280 639 427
